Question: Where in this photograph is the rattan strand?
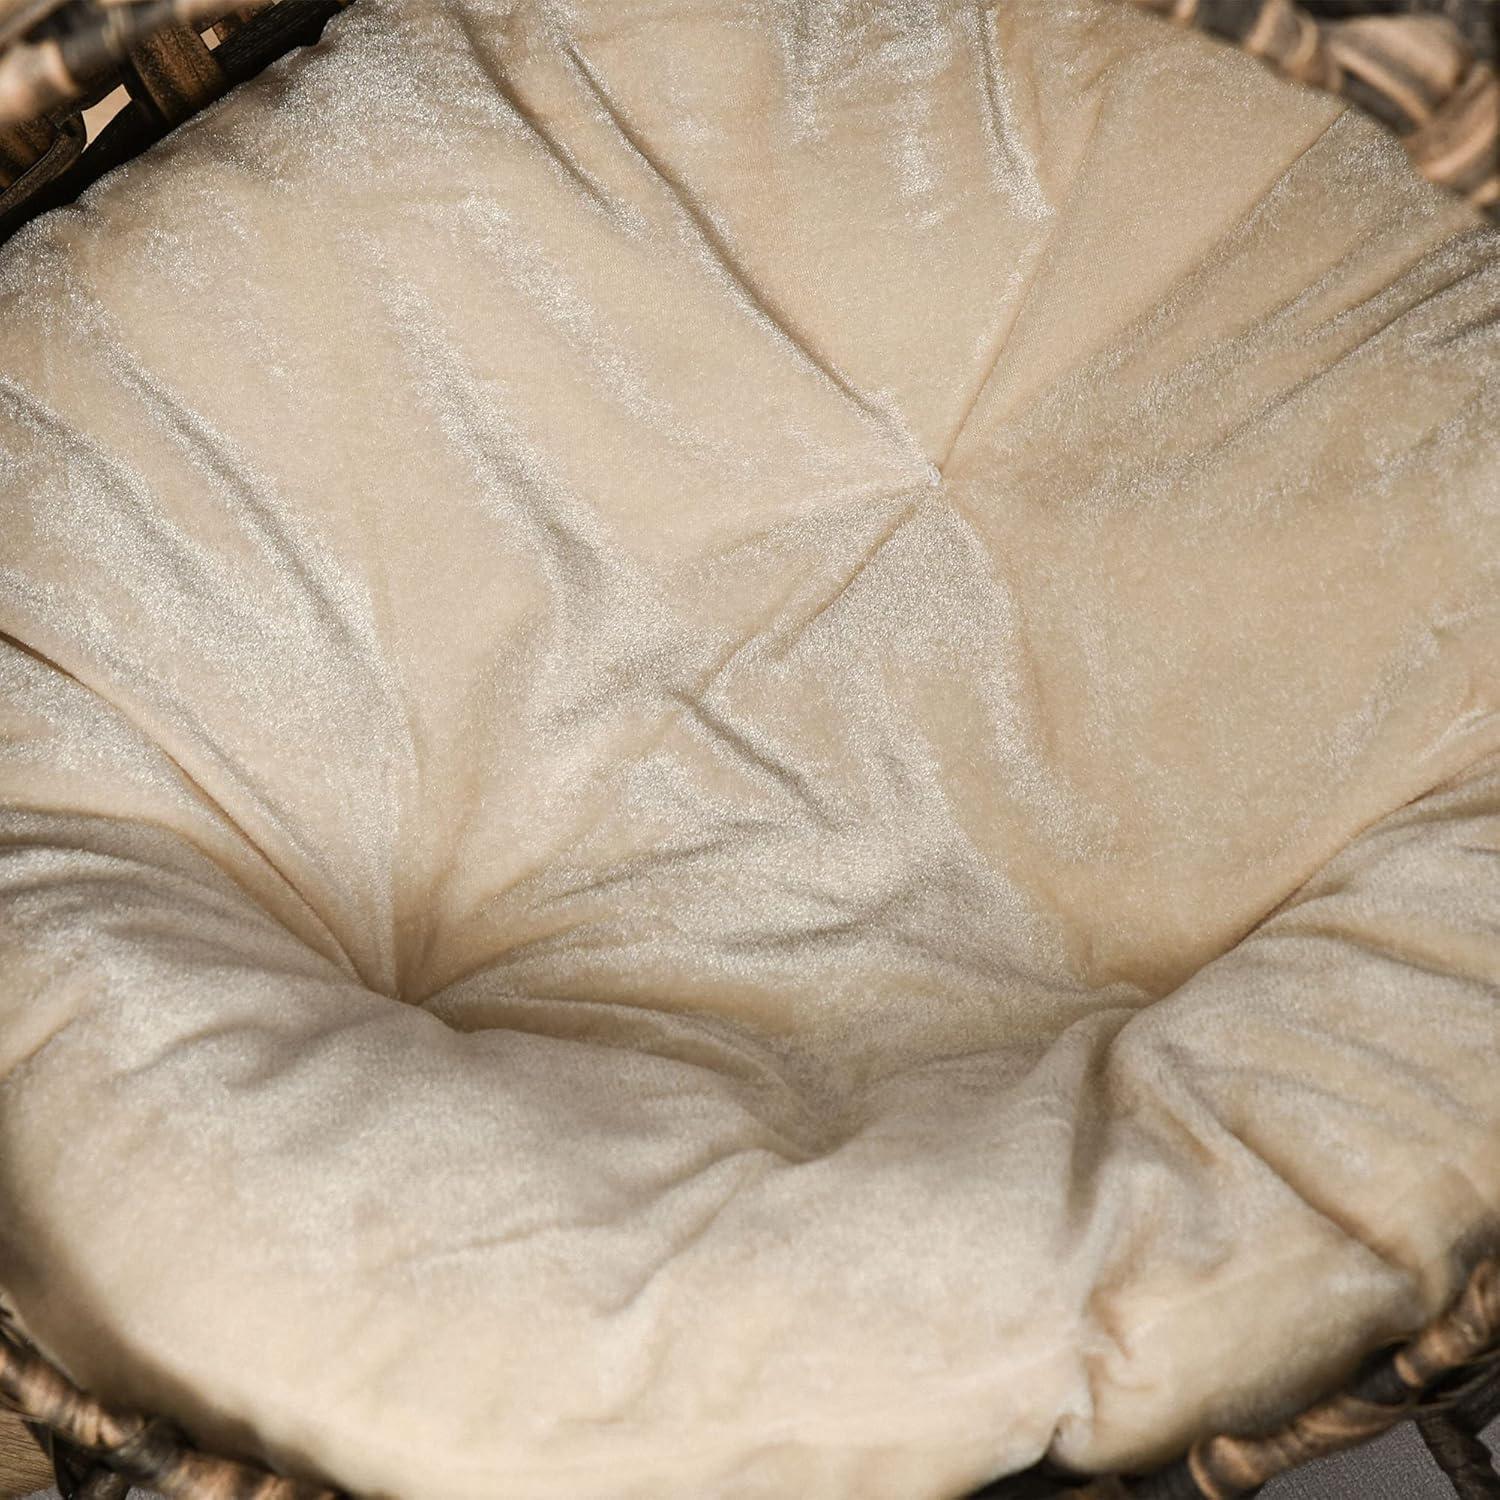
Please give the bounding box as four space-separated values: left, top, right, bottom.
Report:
970 1253 1500 1497
0 0 1494 243
1129 0 1499 212
0 1254 1496 1497
0 0 349 247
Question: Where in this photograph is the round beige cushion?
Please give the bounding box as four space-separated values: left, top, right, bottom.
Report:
0 1 1498 1497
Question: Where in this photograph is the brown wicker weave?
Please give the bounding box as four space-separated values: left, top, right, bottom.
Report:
0 0 347 245
0 1253 1496 1498
1131 0 1500 213
0 0 1494 246
976 1251 1500 1498
0 1 1496 1498
0 1311 340 1499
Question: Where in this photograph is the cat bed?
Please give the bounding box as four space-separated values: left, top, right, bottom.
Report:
1 1 1499 1497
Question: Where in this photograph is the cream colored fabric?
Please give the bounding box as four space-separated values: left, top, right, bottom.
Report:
1 1 1499 1497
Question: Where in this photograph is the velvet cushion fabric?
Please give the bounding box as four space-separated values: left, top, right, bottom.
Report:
0 1 1498 1497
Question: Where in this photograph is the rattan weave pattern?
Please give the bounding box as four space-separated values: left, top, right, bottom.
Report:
0 0 347 245
0 0 1494 243
0 1253 1496 1497
1129 0 1499 212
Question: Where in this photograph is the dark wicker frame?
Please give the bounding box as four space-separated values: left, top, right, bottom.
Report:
0 0 1496 1497
0 0 347 247
1132 0 1499 215
0 1254 1497 1498
0 0 1494 246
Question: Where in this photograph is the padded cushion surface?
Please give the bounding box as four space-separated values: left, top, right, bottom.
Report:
1 2 1499 1497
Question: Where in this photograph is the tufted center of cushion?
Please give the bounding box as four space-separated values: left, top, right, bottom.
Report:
395 439 1314 1083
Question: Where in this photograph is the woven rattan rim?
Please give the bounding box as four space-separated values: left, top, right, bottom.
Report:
0 0 1493 237
1133 0 1500 214
0 0 1494 243
0 0 348 246
0 1252 1497 1497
